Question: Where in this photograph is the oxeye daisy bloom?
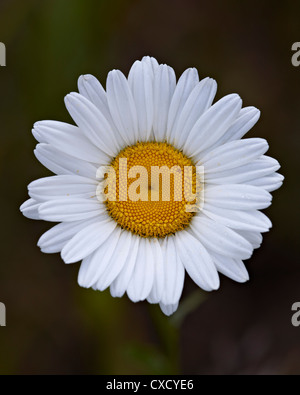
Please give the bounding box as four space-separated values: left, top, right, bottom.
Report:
20 56 283 316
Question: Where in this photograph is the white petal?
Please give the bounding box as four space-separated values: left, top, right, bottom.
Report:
159 302 179 316
38 217 100 253
77 75 111 120
166 68 199 140
78 74 107 106
147 239 165 304
203 106 260 153
61 219 117 264
38 197 105 222
174 230 219 291
78 74 126 145
110 234 140 297
183 94 242 158
127 238 155 302
222 106 261 142
32 120 107 163
141 56 159 76
202 204 272 232
199 138 269 173
64 92 121 156
93 230 133 291
28 175 97 202
128 61 154 141
245 173 284 192
78 227 122 287
211 252 249 283
152 64 176 141
190 215 253 259
236 230 263 249
20 198 40 220
106 70 139 145
206 155 280 184
160 236 185 306
34 144 99 178
204 184 272 210
170 77 217 149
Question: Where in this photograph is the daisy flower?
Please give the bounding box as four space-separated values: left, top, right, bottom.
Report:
20 56 283 316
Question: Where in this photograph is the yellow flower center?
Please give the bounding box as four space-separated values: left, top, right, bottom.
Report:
104 142 198 238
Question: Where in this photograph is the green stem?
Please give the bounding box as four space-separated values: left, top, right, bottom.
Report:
149 289 207 374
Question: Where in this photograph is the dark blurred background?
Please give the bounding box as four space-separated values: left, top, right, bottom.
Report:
0 0 299 374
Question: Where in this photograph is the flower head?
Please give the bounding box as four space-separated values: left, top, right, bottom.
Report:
20 56 283 316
